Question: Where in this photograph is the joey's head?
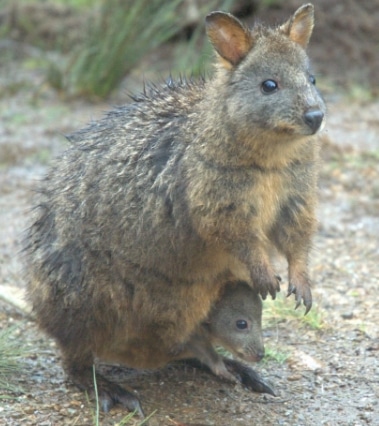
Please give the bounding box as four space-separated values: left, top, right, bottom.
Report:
206 282 265 363
206 4 326 141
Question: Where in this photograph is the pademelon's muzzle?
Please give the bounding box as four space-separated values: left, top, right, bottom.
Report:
238 347 265 363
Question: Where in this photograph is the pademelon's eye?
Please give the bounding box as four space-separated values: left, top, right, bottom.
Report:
236 320 248 330
309 74 316 85
261 79 278 94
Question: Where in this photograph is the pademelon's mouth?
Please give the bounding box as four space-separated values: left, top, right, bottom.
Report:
273 123 297 135
274 121 323 137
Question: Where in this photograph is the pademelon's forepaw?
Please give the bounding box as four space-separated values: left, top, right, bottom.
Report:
287 279 312 315
251 265 281 301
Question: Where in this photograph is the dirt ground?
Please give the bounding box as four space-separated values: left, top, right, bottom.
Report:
1 1 379 425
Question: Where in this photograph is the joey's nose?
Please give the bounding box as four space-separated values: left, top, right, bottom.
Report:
256 350 265 362
303 109 324 134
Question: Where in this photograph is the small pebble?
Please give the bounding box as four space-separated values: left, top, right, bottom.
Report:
287 374 302 382
341 312 354 319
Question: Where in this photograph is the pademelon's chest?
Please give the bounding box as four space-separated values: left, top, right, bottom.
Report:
244 170 289 233
187 162 292 241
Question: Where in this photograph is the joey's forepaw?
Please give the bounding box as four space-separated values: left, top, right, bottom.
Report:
223 358 276 396
213 362 240 384
287 280 312 314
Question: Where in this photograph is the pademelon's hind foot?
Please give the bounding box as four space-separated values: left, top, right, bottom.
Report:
66 362 144 416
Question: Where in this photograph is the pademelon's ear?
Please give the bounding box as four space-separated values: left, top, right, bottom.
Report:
280 3 314 48
206 11 253 68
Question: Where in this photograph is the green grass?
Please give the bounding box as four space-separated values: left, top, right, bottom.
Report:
116 411 155 426
263 292 326 331
263 346 289 364
170 0 234 77
90 365 156 426
52 0 182 99
1 0 93 9
347 84 376 102
1 0 237 99
46 0 236 98
261 292 327 365
92 365 100 426
260 0 285 7
0 325 26 396
56 0 94 8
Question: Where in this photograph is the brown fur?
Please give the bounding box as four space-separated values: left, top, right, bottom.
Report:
24 3 324 414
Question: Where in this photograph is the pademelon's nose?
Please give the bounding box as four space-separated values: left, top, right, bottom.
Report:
303 109 324 134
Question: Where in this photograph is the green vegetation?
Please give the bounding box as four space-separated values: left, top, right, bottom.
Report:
0 325 26 396
260 0 284 6
57 0 93 8
170 0 234 76
116 411 155 426
260 291 326 364
90 365 155 426
1 0 237 99
50 0 183 99
263 292 326 331
347 84 376 102
54 0 235 99
1 0 93 8
91 364 100 426
263 346 289 364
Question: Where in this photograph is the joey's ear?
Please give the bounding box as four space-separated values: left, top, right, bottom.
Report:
206 11 253 68
280 3 314 48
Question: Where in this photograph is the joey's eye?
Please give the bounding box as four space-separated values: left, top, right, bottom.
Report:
309 75 316 85
261 79 278 94
236 320 248 330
